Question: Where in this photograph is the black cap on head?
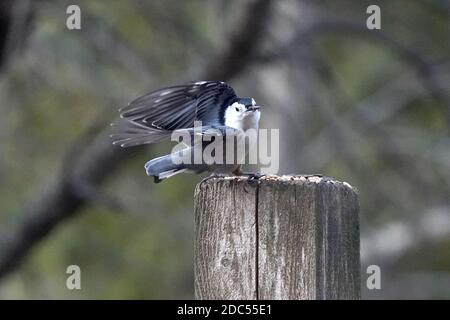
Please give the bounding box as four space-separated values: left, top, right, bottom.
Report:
238 97 256 108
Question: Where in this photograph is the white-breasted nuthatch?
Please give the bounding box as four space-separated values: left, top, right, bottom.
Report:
112 81 261 183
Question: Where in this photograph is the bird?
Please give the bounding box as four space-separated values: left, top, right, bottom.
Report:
111 81 261 183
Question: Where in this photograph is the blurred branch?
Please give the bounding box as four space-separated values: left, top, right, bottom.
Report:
362 206 450 266
263 17 450 211
205 0 272 80
312 52 448 205
0 0 34 70
79 10 155 86
0 0 273 280
257 19 450 128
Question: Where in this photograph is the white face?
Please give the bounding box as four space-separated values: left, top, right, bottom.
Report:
224 100 260 131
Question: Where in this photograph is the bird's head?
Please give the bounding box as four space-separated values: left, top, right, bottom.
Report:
224 97 260 130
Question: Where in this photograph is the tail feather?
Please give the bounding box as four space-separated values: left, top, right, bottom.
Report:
145 154 186 183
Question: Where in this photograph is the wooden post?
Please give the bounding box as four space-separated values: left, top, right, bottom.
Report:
194 175 360 300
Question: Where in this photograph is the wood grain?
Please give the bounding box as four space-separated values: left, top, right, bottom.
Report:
194 178 258 299
194 175 360 300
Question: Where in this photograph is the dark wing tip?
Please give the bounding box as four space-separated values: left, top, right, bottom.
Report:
114 80 237 138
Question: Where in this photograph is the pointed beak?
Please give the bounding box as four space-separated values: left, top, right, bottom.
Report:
247 106 260 112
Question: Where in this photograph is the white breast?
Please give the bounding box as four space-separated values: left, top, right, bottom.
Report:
224 103 260 131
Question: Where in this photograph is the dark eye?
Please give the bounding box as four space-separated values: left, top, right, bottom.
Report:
235 107 239 112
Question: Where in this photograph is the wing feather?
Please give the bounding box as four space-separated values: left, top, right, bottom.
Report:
112 81 238 147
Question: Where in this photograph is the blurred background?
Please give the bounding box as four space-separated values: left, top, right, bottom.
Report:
0 0 449 299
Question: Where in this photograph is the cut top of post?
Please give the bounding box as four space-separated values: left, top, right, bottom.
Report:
194 175 360 300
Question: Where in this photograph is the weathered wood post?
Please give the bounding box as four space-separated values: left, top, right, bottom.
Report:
194 175 360 299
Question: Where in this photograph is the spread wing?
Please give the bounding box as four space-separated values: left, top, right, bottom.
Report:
112 81 238 147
